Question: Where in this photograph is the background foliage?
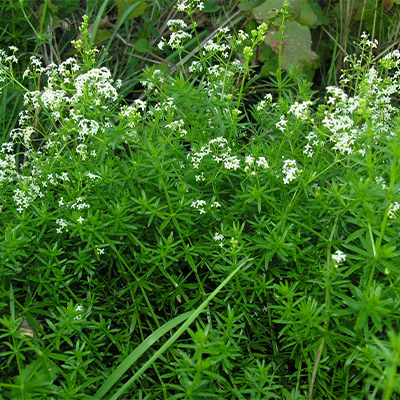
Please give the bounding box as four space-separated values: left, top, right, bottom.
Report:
1 0 400 399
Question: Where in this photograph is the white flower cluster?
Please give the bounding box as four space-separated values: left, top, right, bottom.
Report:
56 218 68 234
188 61 203 74
167 19 187 31
244 155 269 175
190 199 221 215
189 137 229 169
237 30 249 44
256 94 273 112
232 59 245 71
141 69 166 91
13 182 44 213
282 159 300 184
176 0 204 13
189 137 270 175
326 86 348 105
72 67 118 104
191 199 206 214
204 40 230 57
77 119 99 140
389 202 400 219
165 119 187 137
195 172 205 182
304 131 323 158
323 42 400 155
120 100 146 127
10 126 36 148
288 100 312 121
276 115 288 132
375 176 388 190
360 32 378 49
332 250 346 267
0 143 17 184
213 232 224 248
380 50 400 70
322 88 360 154
56 196 91 230
87 172 101 179
159 21 192 51
74 304 84 320
0 46 19 87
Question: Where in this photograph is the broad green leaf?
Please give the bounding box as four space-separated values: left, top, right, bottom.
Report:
134 38 151 53
309 1 329 26
93 29 112 45
253 0 318 27
202 0 222 13
264 20 319 80
115 0 147 20
238 0 264 11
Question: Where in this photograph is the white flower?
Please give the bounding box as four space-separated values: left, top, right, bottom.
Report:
191 199 206 208
191 199 207 214
87 172 101 179
158 41 166 50
282 159 300 184
195 173 205 182
213 233 224 241
167 19 188 30
332 250 346 266
256 157 269 169
77 216 84 224
389 202 400 219
288 101 312 121
276 115 288 132
245 155 255 165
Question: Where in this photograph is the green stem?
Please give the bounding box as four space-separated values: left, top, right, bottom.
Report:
33 0 49 56
190 13 204 63
367 137 398 294
383 351 399 400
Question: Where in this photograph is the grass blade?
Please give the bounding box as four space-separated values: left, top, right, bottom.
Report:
102 256 252 400
94 310 193 399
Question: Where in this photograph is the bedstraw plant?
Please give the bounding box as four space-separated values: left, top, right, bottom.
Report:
0 2 400 399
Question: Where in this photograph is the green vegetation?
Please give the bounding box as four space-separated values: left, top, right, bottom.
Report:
1 0 400 399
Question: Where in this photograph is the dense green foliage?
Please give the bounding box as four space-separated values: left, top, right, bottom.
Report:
1 1 400 399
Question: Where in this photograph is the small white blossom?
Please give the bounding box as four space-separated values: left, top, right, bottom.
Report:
245 155 255 165
282 159 300 184
389 202 400 219
213 232 224 241
332 250 346 267
256 157 269 169
276 116 288 132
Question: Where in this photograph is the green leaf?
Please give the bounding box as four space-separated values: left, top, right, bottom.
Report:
264 20 319 80
115 0 147 20
308 1 328 26
202 0 221 13
93 29 113 45
253 0 318 27
238 0 264 11
134 38 151 53
94 311 193 399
